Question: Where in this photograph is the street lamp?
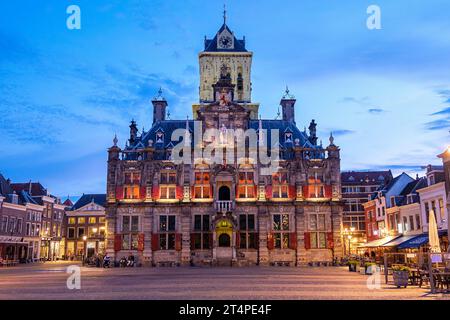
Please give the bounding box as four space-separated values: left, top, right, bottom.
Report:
82 235 87 265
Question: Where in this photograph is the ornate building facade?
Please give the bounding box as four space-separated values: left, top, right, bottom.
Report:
106 18 344 267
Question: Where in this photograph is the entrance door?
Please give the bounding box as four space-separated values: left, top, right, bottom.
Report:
218 233 231 247
215 219 233 265
218 186 231 200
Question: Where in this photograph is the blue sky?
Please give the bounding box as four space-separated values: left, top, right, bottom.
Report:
1 0 450 199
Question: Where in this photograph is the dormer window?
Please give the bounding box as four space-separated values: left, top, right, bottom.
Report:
156 132 164 144
285 132 293 143
407 194 414 204
428 175 435 186
348 176 355 182
390 196 396 207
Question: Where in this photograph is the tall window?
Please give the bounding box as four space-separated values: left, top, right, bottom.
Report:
425 202 430 223
239 214 257 249
121 215 140 250
194 172 211 199
238 172 255 198
68 217 75 224
308 172 324 198
160 171 177 199
272 214 290 249
159 215 176 250
68 227 75 239
416 214 421 230
310 213 326 249
272 172 288 198
409 215 415 231
192 214 210 249
124 172 141 199
439 198 445 220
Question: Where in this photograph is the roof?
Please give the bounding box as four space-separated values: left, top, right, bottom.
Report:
359 235 402 248
203 23 247 52
397 230 448 249
11 182 47 197
63 198 74 207
72 194 106 211
341 170 393 185
126 118 320 161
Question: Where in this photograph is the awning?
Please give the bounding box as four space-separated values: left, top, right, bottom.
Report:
381 235 418 247
358 235 402 248
398 230 447 249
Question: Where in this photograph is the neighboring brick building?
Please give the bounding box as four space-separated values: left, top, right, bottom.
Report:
105 17 344 267
341 171 392 250
11 182 65 260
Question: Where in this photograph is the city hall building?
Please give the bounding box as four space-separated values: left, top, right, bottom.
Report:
105 16 344 267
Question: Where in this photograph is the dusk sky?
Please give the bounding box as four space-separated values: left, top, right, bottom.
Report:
1 0 450 199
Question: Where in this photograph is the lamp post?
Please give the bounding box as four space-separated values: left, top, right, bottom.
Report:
343 227 355 256
82 235 87 265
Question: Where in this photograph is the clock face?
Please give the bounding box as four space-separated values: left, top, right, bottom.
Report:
218 35 233 49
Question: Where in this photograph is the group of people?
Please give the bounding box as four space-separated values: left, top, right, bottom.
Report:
82 253 137 268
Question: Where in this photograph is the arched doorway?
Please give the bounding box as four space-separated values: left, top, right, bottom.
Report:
218 186 230 201
218 233 231 247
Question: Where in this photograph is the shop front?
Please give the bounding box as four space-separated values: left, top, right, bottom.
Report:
0 236 28 263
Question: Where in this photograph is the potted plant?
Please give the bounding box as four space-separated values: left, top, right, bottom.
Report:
348 260 358 272
392 265 410 288
364 262 377 275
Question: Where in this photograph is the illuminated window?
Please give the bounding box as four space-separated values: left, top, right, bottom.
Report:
99 217 106 224
239 214 257 249
121 215 140 250
159 215 176 250
89 217 96 224
272 214 290 249
160 172 177 199
68 217 76 224
124 172 141 199
77 217 85 224
194 172 211 199
310 213 326 249
238 172 255 198
307 172 324 198
272 172 288 198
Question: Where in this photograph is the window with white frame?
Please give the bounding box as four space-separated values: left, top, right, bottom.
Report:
121 215 140 250
194 172 211 199
238 172 255 198
272 214 290 249
124 172 141 199
239 214 257 249
159 215 176 250
192 214 210 249
272 172 288 198
307 172 324 198
310 213 326 249
160 171 177 199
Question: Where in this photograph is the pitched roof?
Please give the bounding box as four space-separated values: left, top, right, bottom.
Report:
72 194 106 211
63 198 74 207
204 24 247 52
11 182 47 197
341 170 393 185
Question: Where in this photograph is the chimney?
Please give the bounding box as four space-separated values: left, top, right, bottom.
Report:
280 86 296 123
152 88 168 124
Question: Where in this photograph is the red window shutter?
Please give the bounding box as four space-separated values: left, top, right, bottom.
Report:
304 232 311 250
254 185 258 198
236 232 240 248
152 185 160 200
289 232 297 250
302 185 309 199
176 186 183 200
325 185 333 198
140 186 146 200
138 233 145 251
151 233 159 251
114 234 122 252
288 185 296 199
209 185 213 199
267 232 274 250
327 232 334 249
175 233 182 251
115 186 124 200
265 185 272 200
191 186 195 199
236 184 240 199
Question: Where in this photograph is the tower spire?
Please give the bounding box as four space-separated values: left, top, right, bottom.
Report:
223 4 227 25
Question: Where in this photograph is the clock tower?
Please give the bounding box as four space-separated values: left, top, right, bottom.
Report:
197 13 254 106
